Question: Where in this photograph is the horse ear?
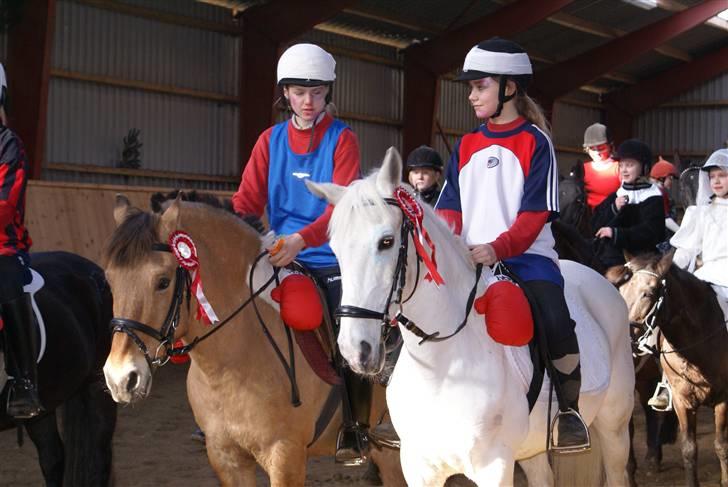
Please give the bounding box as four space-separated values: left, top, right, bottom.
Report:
113 194 132 227
605 265 632 288
656 249 675 276
376 147 403 196
305 180 346 206
623 250 636 263
160 195 182 233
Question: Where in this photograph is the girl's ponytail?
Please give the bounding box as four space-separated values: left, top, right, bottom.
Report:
515 93 551 137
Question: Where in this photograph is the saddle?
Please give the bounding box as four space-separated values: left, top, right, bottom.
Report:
499 266 611 411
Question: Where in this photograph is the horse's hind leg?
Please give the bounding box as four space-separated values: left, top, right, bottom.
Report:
713 402 728 486
25 413 64 487
519 453 554 487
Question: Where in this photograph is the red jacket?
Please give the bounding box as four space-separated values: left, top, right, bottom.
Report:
0 126 31 257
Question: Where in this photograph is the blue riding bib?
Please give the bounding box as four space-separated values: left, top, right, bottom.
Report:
267 119 348 268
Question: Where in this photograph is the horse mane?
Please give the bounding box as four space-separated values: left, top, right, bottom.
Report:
105 208 161 268
150 190 266 235
330 172 472 268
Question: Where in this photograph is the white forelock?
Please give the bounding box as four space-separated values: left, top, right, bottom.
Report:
462 47 532 76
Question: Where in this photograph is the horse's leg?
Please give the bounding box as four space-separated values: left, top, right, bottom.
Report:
674 400 699 487
713 402 728 486
266 442 307 487
627 418 638 487
399 443 453 487
25 413 64 487
205 440 258 487
469 445 515 487
519 453 554 487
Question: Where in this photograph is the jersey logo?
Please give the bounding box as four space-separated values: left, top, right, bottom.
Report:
487 157 500 168
292 172 311 179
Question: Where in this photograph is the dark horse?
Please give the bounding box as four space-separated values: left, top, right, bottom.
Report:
608 253 728 487
554 172 677 480
1 251 117 486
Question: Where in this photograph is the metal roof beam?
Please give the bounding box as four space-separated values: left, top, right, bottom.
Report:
533 0 726 101
241 0 356 42
606 43 728 116
405 0 577 75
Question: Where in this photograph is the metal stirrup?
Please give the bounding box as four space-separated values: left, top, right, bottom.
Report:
549 408 591 454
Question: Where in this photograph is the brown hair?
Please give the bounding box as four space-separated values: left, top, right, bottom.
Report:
515 92 551 136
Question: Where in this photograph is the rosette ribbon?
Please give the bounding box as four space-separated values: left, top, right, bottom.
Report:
169 231 219 325
393 187 445 286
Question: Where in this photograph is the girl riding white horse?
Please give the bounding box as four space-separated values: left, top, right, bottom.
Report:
307 147 635 486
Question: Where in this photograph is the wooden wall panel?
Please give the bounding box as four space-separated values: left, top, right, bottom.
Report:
25 181 231 264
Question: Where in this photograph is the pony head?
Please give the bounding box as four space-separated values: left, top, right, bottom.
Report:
307 147 412 376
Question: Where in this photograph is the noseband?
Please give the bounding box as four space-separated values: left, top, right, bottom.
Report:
335 194 482 345
110 242 191 369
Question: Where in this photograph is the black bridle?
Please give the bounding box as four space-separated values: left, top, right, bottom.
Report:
334 196 483 346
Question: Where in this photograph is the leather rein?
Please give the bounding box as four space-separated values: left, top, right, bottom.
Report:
334 196 483 346
110 241 304 405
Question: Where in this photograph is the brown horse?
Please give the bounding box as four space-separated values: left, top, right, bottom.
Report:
607 252 728 487
102 195 403 486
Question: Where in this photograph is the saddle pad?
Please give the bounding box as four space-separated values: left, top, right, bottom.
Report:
505 286 611 402
24 269 47 363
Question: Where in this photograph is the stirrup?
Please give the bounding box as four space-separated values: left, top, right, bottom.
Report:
648 381 673 412
335 426 368 466
549 408 591 454
368 422 400 450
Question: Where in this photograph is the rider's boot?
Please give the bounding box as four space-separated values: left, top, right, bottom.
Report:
552 352 590 453
3 294 44 419
336 368 372 466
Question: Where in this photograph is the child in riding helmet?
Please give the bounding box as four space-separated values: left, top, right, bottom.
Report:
582 123 621 211
671 149 728 302
435 37 589 452
593 139 666 268
647 149 728 410
231 43 370 466
405 145 443 206
0 63 44 418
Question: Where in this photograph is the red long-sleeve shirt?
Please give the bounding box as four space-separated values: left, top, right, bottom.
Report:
232 114 360 248
0 126 31 257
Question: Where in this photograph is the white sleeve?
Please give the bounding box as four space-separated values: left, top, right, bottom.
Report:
670 206 702 270
665 217 680 233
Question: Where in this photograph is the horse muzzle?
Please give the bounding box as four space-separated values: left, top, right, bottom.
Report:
103 358 152 404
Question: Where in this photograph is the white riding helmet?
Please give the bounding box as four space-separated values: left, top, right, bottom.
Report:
697 148 728 205
277 44 336 87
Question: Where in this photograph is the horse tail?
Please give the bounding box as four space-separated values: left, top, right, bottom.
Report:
552 431 605 486
62 377 117 486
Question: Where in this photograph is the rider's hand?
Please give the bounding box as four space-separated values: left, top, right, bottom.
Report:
614 196 629 211
595 227 613 239
269 233 306 267
469 243 498 266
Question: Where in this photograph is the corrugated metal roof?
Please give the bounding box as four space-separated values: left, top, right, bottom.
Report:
118 0 234 23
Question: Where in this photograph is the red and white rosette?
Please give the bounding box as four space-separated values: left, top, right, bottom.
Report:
169 231 219 326
393 187 445 286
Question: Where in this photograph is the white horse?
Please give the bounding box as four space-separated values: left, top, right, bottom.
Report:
307 148 635 486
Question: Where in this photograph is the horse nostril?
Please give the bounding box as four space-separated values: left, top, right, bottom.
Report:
359 341 372 364
126 371 139 393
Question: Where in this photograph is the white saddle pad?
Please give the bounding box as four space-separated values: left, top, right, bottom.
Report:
23 268 47 363
505 286 611 402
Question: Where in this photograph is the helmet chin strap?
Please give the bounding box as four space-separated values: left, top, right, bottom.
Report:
492 76 515 119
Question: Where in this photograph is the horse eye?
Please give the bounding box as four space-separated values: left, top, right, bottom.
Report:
157 277 171 290
378 236 395 251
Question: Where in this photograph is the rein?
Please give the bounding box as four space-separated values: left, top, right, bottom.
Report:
110 242 304 406
335 194 483 345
